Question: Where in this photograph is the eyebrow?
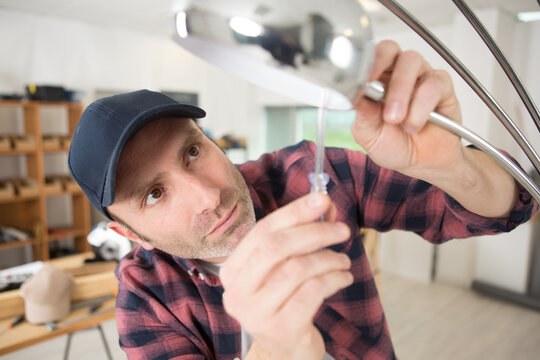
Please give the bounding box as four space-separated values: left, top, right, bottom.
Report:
127 126 204 203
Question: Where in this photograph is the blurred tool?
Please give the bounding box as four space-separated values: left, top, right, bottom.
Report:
309 91 330 196
87 221 131 262
8 315 24 329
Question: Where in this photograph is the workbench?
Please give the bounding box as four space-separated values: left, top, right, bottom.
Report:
0 252 117 357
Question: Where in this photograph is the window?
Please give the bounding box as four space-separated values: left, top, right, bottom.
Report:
265 106 365 153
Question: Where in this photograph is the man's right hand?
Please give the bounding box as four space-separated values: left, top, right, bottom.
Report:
220 192 353 360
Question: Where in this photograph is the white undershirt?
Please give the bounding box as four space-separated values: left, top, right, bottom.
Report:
196 260 335 359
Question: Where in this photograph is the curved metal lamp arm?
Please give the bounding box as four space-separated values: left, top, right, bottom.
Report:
376 0 540 175
365 81 540 204
451 0 540 132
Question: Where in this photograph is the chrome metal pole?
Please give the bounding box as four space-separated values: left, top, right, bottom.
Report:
451 0 540 132
376 0 540 175
365 81 540 204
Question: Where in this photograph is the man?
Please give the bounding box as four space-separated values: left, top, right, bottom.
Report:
69 41 537 359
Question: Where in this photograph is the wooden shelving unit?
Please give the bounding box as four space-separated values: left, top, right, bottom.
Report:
0 100 91 261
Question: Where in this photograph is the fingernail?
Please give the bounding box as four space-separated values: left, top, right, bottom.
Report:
307 193 324 207
385 101 402 122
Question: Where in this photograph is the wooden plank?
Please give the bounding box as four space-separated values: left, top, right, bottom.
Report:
48 252 94 269
0 239 33 252
48 226 86 242
71 272 117 303
0 100 23 107
0 149 36 155
63 261 117 277
0 253 117 320
0 271 116 320
0 298 115 356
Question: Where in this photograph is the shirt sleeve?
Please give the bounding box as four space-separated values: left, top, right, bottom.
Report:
115 279 208 359
345 148 539 244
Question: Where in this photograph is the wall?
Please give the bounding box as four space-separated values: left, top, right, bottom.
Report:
0 8 265 160
374 20 455 283
375 8 540 292
0 6 538 291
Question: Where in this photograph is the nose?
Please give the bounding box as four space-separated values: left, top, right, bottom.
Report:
181 173 220 214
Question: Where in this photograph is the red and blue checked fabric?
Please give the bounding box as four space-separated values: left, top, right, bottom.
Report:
115 141 538 359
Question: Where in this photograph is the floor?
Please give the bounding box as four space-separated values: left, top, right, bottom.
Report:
380 273 540 360
2 273 539 360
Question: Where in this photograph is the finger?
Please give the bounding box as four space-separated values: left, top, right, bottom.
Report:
404 70 448 134
368 40 401 82
325 202 338 223
384 50 432 124
222 192 332 281
276 270 354 332
256 192 332 234
234 250 351 324
352 96 384 151
223 220 350 291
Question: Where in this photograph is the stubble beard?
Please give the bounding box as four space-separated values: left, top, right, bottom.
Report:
197 193 255 258
162 167 256 260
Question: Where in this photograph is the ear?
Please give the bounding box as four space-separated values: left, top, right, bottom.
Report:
107 221 154 251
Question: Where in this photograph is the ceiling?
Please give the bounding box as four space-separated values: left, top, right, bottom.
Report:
0 0 538 37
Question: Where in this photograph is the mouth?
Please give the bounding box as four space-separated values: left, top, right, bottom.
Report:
208 204 238 236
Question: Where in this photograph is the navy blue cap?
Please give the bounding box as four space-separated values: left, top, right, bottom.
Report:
68 90 206 219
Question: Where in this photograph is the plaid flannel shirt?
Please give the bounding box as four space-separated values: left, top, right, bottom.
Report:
115 140 537 359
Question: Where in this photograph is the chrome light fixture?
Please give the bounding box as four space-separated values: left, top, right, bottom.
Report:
172 0 540 203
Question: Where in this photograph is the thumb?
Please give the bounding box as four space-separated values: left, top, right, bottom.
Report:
352 96 384 150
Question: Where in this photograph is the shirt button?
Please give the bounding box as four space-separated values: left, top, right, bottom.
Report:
198 273 205 281
233 358 240 360
187 270 194 276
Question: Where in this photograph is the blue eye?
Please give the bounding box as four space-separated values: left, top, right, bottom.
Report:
187 144 200 162
146 187 163 206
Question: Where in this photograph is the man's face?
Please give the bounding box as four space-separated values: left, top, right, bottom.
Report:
107 117 256 262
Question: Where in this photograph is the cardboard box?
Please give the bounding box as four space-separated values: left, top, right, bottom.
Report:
0 180 15 199
42 135 62 151
11 136 36 151
12 178 39 197
61 175 80 193
44 176 63 195
61 135 72 150
0 136 10 151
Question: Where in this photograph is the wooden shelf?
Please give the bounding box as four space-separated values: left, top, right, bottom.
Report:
30 101 81 108
0 100 80 107
43 147 70 154
0 195 40 204
0 239 34 251
0 100 90 261
45 188 84 197
48 227 87 242
0 149 37 156
0 100 25 107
